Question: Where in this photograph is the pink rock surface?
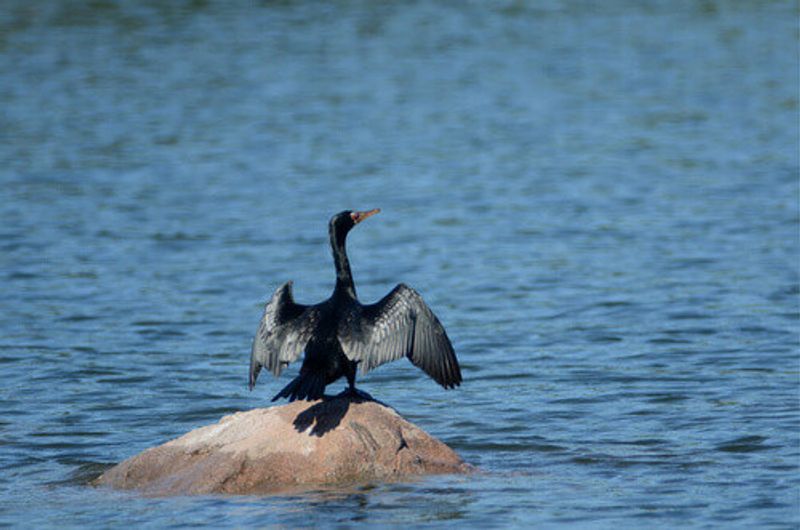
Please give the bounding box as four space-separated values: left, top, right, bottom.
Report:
94 397 470 495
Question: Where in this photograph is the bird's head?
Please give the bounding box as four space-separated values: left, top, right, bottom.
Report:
329 209 380 237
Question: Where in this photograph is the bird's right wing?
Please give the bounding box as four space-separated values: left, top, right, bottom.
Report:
249 281 319 390
338 284 462 389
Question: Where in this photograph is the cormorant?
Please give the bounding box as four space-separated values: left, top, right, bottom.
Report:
249 209 462 402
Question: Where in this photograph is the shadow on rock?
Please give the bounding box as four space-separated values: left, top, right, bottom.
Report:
293 394 387 437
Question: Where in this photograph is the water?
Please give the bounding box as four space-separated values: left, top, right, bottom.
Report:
1 1 798 527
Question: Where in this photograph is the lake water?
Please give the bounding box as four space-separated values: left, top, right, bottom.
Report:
1 1 798 528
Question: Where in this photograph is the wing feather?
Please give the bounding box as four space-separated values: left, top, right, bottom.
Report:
249 281 319 389
338 284 462 388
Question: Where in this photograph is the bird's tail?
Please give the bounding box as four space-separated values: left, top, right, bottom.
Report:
271 372 326 402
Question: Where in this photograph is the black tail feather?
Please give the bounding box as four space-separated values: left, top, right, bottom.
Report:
271 373 326 402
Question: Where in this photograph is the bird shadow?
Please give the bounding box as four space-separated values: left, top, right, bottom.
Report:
293 392 389 437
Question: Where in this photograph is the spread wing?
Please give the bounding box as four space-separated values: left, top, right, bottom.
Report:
249 281 319 390
337 284 461 389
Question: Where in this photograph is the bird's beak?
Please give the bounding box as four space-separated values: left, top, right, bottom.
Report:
351 208 380 224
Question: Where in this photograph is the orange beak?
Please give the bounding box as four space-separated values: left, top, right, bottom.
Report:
350 208 380 224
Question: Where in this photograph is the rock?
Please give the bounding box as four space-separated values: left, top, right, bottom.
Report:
93 397 471 495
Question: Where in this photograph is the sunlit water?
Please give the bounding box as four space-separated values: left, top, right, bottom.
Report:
1 1 798 528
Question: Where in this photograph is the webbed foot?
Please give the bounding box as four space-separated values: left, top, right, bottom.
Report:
337 387 374 401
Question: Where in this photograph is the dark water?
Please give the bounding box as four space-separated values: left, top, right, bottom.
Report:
1 1 798 527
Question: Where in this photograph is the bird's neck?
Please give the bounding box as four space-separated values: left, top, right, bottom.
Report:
331 227 357 299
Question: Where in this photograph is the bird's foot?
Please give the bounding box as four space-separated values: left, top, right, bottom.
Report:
337 387 374 402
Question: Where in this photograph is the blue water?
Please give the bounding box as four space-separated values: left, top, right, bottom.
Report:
1 1 798 528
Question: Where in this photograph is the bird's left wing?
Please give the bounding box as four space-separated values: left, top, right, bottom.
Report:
338 284 462 389
249 281 319 390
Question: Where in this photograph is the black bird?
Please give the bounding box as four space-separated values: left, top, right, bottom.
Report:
249 209 462 402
